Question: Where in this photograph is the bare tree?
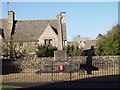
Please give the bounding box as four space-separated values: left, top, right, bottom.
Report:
72 35 90 42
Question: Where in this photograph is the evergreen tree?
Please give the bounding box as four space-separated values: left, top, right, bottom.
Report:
95 24 120 55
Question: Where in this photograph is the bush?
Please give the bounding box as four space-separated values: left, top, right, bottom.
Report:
36 45 57 57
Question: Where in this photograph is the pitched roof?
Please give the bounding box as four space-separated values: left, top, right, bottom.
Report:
12 32 38 42
96 33 103 39
0 19 7 31
0 19 67 41
83 40 97 50
0 19 7 40
67 41 78 46
14 20 58 40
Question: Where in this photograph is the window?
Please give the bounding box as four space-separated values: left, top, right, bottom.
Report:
49 39 53 45
63 40 67 47
44 39 53 45
45 39 49 45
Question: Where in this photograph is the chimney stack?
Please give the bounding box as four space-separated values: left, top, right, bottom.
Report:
8 10 14 24
5 10 15 41
77 35 80 44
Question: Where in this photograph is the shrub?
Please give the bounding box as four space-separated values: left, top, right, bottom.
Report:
36 45 57 57
63 45 82 56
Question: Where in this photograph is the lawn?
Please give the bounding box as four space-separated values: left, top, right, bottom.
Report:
1 85 22 90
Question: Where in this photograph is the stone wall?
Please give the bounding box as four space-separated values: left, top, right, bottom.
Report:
70 56 119 70
92 56 120 70
2 56 120 73
14 57 54 72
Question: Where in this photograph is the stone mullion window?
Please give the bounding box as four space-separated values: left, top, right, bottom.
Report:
49 39 53 45
44 39 53 46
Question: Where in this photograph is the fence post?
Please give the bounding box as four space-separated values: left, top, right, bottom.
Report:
70 60 71 81
52 61 53 82
77 63 78 81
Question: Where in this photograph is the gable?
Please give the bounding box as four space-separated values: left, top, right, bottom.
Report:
39 23 58 39
80 41 85 45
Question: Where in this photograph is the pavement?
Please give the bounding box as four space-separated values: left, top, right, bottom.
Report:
2 81 120 89
2 74 120 89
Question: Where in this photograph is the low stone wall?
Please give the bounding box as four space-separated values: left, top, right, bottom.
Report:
14 57 54 72
68 56 87 64
92 56 120 70
2 56 120 73
70 56 119 70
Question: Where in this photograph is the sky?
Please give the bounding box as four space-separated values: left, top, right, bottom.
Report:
1 2 118 41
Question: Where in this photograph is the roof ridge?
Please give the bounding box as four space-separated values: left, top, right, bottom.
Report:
16 19 57 21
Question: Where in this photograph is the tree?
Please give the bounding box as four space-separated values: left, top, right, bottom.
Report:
72 35 90 42
95 24 120 56
2 40 28 59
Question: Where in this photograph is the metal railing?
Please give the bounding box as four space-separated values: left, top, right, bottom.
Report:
2 59 120 83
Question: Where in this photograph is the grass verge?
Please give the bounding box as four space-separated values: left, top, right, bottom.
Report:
1 85 22 90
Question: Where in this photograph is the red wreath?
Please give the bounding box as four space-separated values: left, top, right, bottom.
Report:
58 65 65 71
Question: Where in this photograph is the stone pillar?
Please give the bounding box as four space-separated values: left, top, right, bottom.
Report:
57 12 66 50
54 51 67 61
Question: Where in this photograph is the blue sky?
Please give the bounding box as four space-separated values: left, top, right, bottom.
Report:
1 2 118 41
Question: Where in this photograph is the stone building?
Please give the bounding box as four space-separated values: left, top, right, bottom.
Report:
0 11 67 52
67 35 98 56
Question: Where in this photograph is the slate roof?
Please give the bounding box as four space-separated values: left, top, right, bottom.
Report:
0 19 7 31
96 34 103 39
67 41 78 46
0 19 67 41
83 40 97 50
